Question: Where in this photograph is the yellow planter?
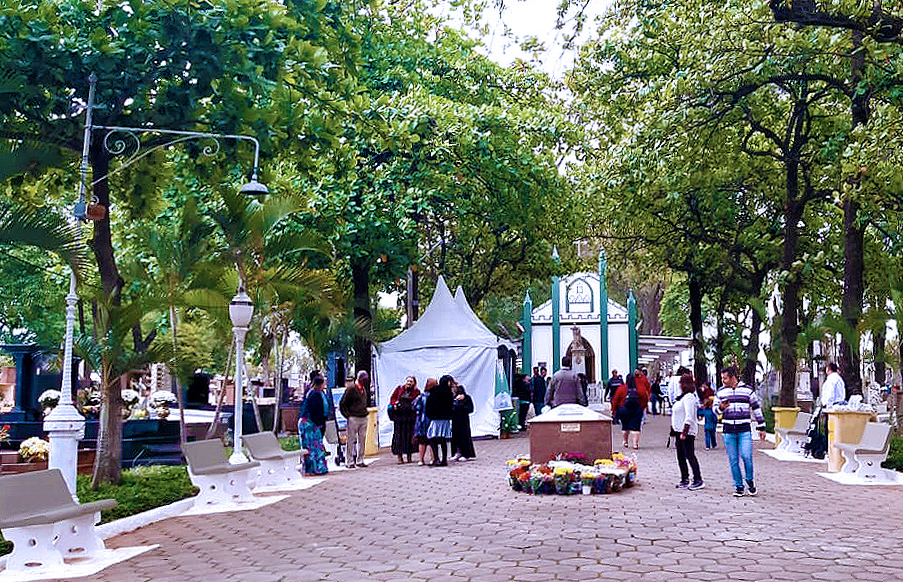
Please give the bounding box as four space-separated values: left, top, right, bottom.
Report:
772 407 800 448
365 406 379 455
826 410 873 472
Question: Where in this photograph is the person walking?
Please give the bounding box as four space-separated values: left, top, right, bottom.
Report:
340 371 370 468
545 356 587 408
650 375 663 415
390 376 420 464
451 384 476 461
412 378 436 466
531 366 547 418
297 376 328 475
612 373 650 449
716 366 766 496
513 373 533 430
672 373 704 490
425 375 455 466
605 369 623 402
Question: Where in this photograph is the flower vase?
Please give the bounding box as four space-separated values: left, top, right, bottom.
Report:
582 484 592 495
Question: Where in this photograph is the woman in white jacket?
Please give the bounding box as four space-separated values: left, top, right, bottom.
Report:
671 373 704 490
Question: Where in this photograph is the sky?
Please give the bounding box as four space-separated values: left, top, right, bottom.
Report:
435 0 609 79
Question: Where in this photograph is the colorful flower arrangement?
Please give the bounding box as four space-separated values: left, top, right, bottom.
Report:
506 453 638 495
19 437 50 462
0 424 9 445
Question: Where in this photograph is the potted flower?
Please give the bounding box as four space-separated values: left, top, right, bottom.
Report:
580 472 596 495
19 437 50 463
149 390 177 419
121 388 139 418
38 389 61 415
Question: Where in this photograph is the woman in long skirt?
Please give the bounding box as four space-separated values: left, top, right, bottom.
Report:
451 384 476 461
297 377 328 475
390 376 420 464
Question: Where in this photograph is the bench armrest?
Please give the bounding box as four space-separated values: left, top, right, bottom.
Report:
249 450 301 462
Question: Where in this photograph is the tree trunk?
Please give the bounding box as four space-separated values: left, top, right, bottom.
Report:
687 273 707 386
778 179 804 407
838 30 869 397
169 305 188 447
206 341 234 439
351 257 372 380
91 373 125 487
742 301 764 386
874 320 886 386
90 148 126 487
839 201 864 397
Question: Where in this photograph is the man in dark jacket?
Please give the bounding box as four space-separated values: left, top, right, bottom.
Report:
545 356 587 408
605 369 623 402
340 370 370 468
531 366 547 418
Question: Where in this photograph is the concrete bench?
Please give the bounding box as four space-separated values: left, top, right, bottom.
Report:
241 432 306 489
775 411 812 456
836 422 893 481
182 439 260 508
0 468 117 574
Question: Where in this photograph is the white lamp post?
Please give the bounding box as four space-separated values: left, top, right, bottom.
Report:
228 288 254 464
46 74 268 494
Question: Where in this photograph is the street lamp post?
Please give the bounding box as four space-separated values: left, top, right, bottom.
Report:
228 289 254 464
45 73 267 495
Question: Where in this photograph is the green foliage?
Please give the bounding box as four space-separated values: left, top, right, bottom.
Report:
659 279 690 337
74 465 198 524
883 435 903 472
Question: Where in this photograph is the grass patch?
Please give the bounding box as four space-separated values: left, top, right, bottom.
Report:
76 465 198 524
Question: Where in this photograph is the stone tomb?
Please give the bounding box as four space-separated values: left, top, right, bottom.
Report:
527 404 612 464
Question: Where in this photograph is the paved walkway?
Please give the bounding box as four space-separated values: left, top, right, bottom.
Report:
53 415 903 581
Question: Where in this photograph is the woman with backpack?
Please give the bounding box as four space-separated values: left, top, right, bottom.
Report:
611 373 650 450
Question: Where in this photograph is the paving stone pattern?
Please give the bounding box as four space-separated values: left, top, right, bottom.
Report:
52 415 903 581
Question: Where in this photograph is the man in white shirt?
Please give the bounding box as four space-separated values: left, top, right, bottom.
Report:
820 362 846 407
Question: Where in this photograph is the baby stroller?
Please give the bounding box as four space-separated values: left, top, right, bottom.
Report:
802 404 828 459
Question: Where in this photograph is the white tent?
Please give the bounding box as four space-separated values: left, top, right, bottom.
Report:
374 277 503 447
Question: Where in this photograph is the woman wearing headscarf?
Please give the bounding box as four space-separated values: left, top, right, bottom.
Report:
451 383 476 461
390 376 420 464
425 374 455 466
297 376 328 475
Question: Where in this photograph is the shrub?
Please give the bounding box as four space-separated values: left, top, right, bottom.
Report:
882 434 903 472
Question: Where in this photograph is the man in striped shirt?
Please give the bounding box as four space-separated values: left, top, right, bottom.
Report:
716 366 766 497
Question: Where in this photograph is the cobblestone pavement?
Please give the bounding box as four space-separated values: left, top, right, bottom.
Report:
50 414 903 581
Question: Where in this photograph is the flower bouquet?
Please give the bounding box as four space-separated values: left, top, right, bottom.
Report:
518 470 533 494
0 423 9 445
580 472 596 495
19 437 50 462
150 390 177 418
553 466 573 495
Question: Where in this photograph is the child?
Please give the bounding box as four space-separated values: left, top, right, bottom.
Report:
698 382 718 449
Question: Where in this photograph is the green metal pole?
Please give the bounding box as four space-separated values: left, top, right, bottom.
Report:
628 289 638 373
522 291 532 375
552 246 561 373
599 251 609 382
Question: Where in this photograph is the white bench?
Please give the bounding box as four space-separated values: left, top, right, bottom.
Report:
183 439 260 508
775 411 812 455
836 422 893 481
0 468 117 574
242 432 306 489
